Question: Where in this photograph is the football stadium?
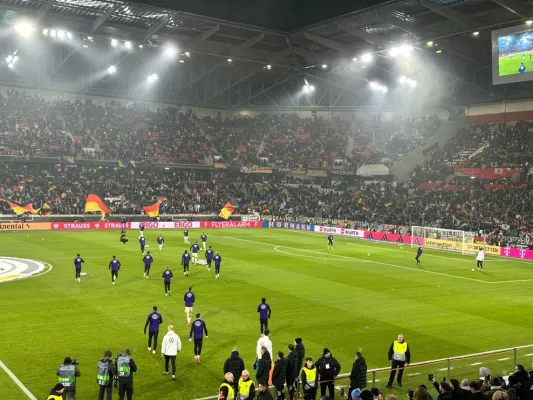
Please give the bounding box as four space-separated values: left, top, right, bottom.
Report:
1 0 533 400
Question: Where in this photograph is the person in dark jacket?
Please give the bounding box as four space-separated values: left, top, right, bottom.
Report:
257 381 274 400
470 380 486 400
256 347 272 383
449 379 464 400
431 380 453 400
224 348 245 392
97 350 116 400
286 344 299 400
349 352 367 395
117 349 137 400
273 351 288 400
315 348 341 399
295 338 305 372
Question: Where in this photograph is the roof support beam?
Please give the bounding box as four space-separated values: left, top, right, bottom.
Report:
230 33 264 56
185 24 219 48
491 0 533 18
233 71 303 107
338 23 388 48
291 46 329 65
420 0 481 27
36 0 54 23
303 32 351 56
140 15 169 43
91 6 116 33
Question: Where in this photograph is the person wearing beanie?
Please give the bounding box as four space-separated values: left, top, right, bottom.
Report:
47 383 65 400
351 388 362 400
97 350 116 400
315 348 341 399
223 348 245 393
272 351 288 400
295 338 305 372
349 351 367 395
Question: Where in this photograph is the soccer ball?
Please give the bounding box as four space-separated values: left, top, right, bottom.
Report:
145 244 149 248
471 268 475 272
367 253 371 256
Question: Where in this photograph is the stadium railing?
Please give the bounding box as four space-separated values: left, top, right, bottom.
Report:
191 344 533 400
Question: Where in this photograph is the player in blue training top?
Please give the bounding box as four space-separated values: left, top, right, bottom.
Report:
74 253 84 283
200 233 208 250
205 246 214 271
257 298 272 334
183 229 189 244
143 251 154 278
157 235 164 253
184 286 195 326
327 234 334 250
162 266 173 296
519 62 526 74
182 250 191 277
415 247 423 265
139 222 145 237
139 235 147 255
214 252 222 279
189 312 208 363
109 255 121 285
144 305 162 354
190 242 200 265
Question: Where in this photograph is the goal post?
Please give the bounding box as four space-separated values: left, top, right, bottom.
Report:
410 226 485 255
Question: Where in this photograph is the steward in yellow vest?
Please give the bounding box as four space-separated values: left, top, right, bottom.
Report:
219 373 235 400
386 334 411 389
238 371 256 400
47 384 65 400
301 357 318 399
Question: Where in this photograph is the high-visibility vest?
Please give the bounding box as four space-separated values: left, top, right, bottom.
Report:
238 378 254 400
301 366 317 388
220 382 235 400
57 364 76 387
392 341 408 361
47 396 63 400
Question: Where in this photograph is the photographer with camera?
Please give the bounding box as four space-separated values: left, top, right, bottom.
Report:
56 357 81 400
429 375 453 400
117 349 137 400
96 350 116 400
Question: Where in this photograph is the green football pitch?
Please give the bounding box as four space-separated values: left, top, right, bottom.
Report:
498 52 533 76
2 228 533 400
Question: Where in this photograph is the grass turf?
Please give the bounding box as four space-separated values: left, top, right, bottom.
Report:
498 51 533 76
1 228 533 400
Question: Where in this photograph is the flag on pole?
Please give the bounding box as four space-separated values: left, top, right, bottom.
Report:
219 202 235 219
143 199 162 217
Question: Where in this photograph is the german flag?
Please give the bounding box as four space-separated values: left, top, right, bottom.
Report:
384 202 393 207
143 199 162 218
362 205 370 211
4 200 39 215
219 202 235 220
41 203 52 216
84 194 110 217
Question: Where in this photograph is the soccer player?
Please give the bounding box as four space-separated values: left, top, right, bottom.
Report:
109 255 120 285
189 312 208 363
257 298 272 334
184 286 195 326
415 247 422 265
142 251 153 278
190 242 200 265
74 253 84 283
139 222 145 238
157 235 164 253
519 62 526 74
201 233 208 250
327 234 334 250
182 250 191 277
139 235 147 255
477 248 485 271
214 252 222 279
162 266 173 296
144 306 163 355
184 229 189 244
205 246 214 271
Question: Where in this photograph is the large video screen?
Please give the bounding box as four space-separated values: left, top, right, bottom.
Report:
492 25 533 85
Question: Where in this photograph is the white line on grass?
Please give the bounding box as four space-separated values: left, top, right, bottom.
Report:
0 360 37 400
498 358 510 361
226 236 533 284
526 353 533 357
408 373 421 376
439 367 453 371
471 362 482 366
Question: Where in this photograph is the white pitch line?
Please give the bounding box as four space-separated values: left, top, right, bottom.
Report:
439 367 453 371
471 362 482 366
498 358 510 361
0 360 37 400
223 236 495 284
525 353 533 357
408 373 421 376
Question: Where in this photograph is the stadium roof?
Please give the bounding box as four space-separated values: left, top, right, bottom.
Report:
1 0 533 109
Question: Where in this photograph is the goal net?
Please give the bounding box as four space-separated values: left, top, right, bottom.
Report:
410 226 484 254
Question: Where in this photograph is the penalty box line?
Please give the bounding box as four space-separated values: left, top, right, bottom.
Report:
222 236 533 284
0 360 37 400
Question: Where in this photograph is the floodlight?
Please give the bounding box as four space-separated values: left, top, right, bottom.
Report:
138 44 143 48
227 58 232 63
164 45 177 57
111 39 118 47
472 31 479 37
427 41 434 47
352 57 358 62
67 32 73 39
50 29 57 38
381 86 388 93
527 20 533 26
321 64 327 69
303 85 310 93
266 64 271 70
15 22 33 38
399 76 407 84
179 59 185 63
309 85 315 91
107 65 117 74
87 36 93 41
124 41 132 49
147 73 158 83
58 30 66 40
185 52 190 57
436 49 442 54
42 29 49 36
361 53 373 63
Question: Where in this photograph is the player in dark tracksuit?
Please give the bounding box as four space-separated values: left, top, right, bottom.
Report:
214 252 222 279
143 252 153 278
328 234 334 250
109 256 120 285
139 236 146 255
144 306 163 354
205 247 214 271
257 298 272 334
182 251 191 277
74 254 84 283
162 266 173 296
189 313 208 363
415 247 422 265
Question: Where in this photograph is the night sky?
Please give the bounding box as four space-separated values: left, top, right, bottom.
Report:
130 0 390 31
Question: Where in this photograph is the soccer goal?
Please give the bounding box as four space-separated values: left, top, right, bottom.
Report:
410 226 484 255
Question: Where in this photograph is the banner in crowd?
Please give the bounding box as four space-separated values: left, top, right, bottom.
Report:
57 156 76 164
263 221 314 231
424 238 461 251
329 170 356 176
51 222 131 230
306 170 328 177
364 231 419 244
500 247 533 260
131 221 200 229
0 222 51 231
456 168 521 180
241 167 272 174
200 221 262 228
214 163 228 169
313 225 365 238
